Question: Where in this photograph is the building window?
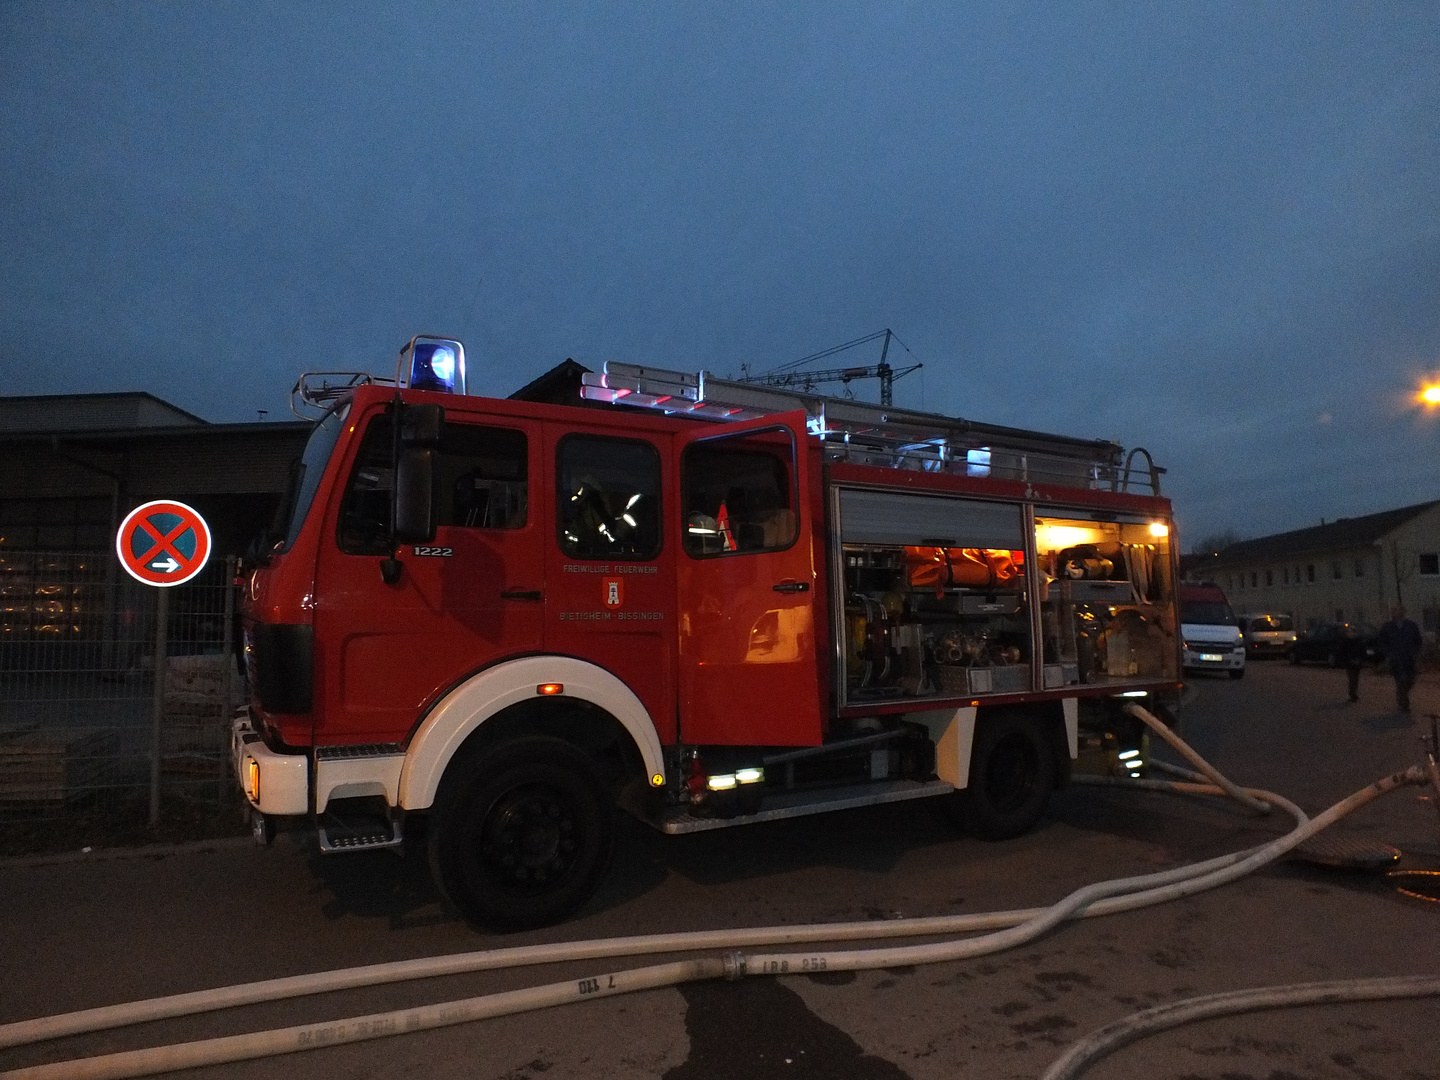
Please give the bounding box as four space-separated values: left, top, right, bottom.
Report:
1283 568 1290 585
1419 553 1439 576
1331 560 1342 580
1354 557 1364 577
1251 571 1258 588
1306 563 1315 583
1265 569 1273 587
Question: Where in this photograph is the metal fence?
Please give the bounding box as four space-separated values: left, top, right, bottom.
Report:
0 550 244 850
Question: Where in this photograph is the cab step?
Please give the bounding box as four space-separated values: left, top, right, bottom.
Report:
316 811 404 854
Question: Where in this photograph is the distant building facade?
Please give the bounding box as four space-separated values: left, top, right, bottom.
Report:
1204 501 1440 637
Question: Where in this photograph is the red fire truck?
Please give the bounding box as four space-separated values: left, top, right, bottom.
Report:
234 336 1180 929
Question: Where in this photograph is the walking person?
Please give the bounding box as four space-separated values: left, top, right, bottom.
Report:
1339 623 1366 703
1376 606 1423 713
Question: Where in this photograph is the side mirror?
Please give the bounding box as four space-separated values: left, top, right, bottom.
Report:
391 403 444 544
400 403 445 446
393 447 437 543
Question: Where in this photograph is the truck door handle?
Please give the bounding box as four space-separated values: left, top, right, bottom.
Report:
500 589 543 602
773 581 810 593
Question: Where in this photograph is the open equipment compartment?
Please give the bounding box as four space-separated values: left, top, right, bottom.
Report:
835 488 1032 704
1034 511 1176 686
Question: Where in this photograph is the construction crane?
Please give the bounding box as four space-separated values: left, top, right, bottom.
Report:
737 328 921 406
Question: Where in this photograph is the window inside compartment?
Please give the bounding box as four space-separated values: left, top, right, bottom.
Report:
1034 514 1175 684
838 490 1031 703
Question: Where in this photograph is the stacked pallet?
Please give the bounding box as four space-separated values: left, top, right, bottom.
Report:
0 727 117 803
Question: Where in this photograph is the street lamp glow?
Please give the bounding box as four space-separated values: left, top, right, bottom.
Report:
1420 384 1440 407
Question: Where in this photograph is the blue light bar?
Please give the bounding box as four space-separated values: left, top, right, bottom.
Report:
399 336 466 395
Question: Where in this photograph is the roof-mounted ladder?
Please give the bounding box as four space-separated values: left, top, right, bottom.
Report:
581 361 1164 496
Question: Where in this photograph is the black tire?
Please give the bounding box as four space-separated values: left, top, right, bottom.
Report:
428 736 613 931
1325 650 1338 668
1227 667 1244 680
958 712 1057 840
1288 650 1300 665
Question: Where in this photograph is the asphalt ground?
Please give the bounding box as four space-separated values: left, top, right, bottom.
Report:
2 661 1439 1080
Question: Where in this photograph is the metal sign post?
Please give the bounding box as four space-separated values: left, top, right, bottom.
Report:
115 500 213 827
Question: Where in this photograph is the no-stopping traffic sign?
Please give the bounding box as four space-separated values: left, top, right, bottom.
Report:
116 500 212 587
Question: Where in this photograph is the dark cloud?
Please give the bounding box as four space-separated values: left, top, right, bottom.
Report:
2 1 1438 540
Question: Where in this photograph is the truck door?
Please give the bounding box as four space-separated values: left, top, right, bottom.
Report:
542 427 677 744
675 411 822 746
312 405 543 743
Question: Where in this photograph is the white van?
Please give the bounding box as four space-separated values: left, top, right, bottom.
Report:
1179 583 1245 679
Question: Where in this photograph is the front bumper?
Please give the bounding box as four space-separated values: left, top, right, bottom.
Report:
1182 646 1245 671
231 710 309 816
1246 637 1295 657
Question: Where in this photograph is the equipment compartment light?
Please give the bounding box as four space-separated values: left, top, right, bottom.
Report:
398 336 467 395
706 774 738 791
1148 521 1169 537
1118 750 1140 760
735 767 764 784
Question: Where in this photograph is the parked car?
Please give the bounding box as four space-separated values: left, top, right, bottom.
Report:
1237 613 1297 658
1287 623 1379 667
1180 583 1245 679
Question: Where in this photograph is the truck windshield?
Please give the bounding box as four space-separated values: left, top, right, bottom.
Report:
276 403 350 551
1181 601 1234 625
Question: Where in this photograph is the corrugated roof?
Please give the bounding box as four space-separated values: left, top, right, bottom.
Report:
1212 500 1440 567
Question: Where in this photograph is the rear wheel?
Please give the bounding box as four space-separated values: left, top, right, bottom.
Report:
957 712 1057 840
429 736 614 931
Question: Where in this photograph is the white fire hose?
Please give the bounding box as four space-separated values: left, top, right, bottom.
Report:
1 706 1436 1080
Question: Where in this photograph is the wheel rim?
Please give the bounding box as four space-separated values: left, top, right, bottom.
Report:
984 731 1040 813
479 781 582 896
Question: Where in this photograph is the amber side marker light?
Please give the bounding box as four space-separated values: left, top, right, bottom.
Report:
246 758 260 803
536 683 564 696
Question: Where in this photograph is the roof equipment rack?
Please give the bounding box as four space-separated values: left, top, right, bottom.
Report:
581 361 1164 495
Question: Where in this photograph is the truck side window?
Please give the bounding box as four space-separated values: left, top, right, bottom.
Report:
556 436 661 560
338 415 528 555
681 428 797 557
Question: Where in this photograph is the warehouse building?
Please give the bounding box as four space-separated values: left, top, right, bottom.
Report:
0 392 309 648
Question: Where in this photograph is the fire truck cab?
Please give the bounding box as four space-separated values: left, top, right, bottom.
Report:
234 339 1180 930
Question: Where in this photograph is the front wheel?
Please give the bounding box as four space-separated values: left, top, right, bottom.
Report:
429 736 614 931
957 712 1057 840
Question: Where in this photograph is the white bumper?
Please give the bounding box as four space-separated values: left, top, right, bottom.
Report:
1182 642 1246 671
231 711 309 817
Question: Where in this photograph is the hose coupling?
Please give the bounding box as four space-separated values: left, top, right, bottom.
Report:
721 951 747 980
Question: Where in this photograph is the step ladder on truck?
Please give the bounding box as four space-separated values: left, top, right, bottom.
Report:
233 337 1181 929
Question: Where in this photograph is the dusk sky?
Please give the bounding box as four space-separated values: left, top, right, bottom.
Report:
2 2 1438 545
